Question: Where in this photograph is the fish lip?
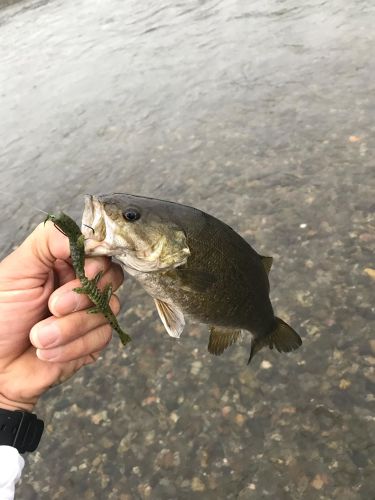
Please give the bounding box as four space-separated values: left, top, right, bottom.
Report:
81 194 96 236
84 239 111 255
81 194 107 255
81 194 107 240
81 194 132 257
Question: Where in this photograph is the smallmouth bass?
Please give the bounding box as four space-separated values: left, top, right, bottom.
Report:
82 193 302 363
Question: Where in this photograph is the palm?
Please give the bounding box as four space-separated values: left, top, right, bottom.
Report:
0 259 86 408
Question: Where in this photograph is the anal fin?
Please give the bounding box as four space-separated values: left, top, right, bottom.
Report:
154 299 185 338
208 327 242 356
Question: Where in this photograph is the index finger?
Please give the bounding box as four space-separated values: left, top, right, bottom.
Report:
0 222 70 285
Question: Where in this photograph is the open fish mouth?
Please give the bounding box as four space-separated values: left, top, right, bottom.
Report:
81 194 121 256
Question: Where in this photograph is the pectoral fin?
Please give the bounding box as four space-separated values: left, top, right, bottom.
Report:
208 327 242 356
154 299 185 338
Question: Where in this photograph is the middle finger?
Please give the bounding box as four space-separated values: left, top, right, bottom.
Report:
30 295 121 350
49 262 124 317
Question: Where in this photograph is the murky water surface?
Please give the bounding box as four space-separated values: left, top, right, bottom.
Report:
0 0 374 498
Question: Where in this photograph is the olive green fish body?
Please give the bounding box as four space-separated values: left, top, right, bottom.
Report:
82 194 301 363
139 209 274 335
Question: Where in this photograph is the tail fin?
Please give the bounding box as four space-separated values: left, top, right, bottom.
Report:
269 317 302 353
247 318 302 364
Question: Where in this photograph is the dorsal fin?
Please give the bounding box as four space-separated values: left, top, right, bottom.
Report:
260 255 273 275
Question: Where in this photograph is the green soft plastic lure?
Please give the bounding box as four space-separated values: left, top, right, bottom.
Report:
45 212 131 346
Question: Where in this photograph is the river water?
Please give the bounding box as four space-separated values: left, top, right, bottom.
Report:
0 0 374 498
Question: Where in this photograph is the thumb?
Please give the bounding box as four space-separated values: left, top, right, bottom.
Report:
0 221 71 283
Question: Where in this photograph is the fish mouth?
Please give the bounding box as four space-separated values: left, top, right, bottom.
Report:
81 194 121 256
81 193 190 272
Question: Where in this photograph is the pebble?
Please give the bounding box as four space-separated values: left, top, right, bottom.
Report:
339 379 351 390
91 411 108 425
137 484 152 498
235 414 246 426
190 360 203 375
145 431 155 445
281 406 296 414
348 135 361 142
199 450 209 468
311 474 329 490
156 449 180 469
221 406 232 417
260 360 272 369
363 268 375 279
191 477 206 492
169 412 179 423
92 456 102 468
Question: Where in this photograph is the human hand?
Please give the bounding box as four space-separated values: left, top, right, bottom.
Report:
0 221 124 412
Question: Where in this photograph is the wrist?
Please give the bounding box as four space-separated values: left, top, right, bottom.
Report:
0 396 36 413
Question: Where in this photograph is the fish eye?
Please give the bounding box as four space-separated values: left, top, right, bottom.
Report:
122 208 141 222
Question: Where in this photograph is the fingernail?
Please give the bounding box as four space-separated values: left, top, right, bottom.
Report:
36 347 60 361
31 323 60 348
85 262 104 279
52 291 80 315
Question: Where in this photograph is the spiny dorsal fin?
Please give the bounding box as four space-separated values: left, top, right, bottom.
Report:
154 299 185 338
260 256 273 275
208 327 242 356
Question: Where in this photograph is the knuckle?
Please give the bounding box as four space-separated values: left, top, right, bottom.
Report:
60 335 88 362
84 256 110 279
95 325 113 350
113 263 125 284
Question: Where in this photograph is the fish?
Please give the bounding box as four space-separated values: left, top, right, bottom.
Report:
81 193 302 363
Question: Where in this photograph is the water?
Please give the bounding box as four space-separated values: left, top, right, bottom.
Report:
0 0 374 498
